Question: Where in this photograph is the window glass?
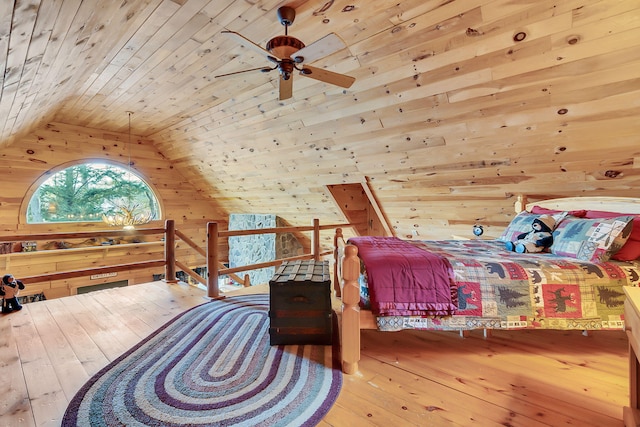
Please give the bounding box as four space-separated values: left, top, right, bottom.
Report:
26 163 160 224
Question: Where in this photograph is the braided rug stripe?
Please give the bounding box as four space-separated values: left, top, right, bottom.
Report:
62 294 342 426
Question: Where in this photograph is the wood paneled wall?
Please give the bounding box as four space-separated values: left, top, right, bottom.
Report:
145 0 640 241
0 122 228 297
1 0 640 253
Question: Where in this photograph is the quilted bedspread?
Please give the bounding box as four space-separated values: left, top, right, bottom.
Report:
348 236 457 317
355 239 640 332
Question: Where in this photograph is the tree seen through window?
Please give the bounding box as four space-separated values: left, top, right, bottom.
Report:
27 163 160 224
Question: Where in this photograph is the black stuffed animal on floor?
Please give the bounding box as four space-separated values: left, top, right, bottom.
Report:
0 274 25 313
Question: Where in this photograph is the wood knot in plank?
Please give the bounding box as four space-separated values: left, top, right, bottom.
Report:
466 27 483 37
604 170 622 178
313 1 334 16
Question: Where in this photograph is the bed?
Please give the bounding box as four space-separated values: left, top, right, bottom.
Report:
335 196 640 374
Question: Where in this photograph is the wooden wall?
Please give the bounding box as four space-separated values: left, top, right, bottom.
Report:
145 0 640 241
1 0 640 270
0 122 229 298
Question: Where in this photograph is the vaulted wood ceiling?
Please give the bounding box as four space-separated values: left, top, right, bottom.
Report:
2 0 640 239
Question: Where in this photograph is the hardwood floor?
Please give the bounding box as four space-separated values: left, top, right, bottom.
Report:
1 281 628 426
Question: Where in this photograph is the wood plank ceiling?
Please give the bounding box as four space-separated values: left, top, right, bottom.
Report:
1 0 639 239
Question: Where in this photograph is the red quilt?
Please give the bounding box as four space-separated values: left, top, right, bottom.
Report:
348 236 458 317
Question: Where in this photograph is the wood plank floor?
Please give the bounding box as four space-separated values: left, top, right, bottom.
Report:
0 281 628 427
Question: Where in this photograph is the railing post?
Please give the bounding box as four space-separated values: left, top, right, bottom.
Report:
164 219 177 283
333 228 343 297
207 222 219 299
313 218 320 261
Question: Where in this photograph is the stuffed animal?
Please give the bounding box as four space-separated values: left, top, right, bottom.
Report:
0 274 25 313
505 214 557 253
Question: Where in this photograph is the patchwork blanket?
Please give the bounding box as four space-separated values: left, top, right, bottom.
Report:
348 236 457 317
354 239 640 332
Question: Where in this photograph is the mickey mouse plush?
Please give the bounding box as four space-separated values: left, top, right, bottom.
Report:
505 214 557 253
0 274 25 313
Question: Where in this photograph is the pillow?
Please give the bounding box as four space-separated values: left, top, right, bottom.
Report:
583 210 640 261
498 211 568 243
551 215 634 262
612 237 640 261
531 205 587 218
585 209 640 239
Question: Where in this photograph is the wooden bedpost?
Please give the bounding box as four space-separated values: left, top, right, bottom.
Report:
514 194 528 213
341 244 362 374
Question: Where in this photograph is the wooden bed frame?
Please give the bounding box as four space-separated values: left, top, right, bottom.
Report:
336 196 640 374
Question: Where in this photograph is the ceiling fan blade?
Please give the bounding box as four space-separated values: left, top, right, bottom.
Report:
291 33 346 64
214 67 272 79
279 75 293 100
221 30 282 60
300 65 355 89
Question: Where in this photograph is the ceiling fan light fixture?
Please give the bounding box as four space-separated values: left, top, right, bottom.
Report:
279 63 294 80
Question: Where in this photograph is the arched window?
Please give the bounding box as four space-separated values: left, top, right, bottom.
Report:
26 162 160 224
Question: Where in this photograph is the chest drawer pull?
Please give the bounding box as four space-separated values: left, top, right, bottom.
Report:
291 295 309 303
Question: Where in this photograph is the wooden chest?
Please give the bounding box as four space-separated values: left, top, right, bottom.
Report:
269 259 332 345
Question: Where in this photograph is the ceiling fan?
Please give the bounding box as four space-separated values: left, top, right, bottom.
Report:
215 6 355 100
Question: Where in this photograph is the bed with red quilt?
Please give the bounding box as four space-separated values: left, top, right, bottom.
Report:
336 196 640 374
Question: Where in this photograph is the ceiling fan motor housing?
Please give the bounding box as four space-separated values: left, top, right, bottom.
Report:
266 36 305 59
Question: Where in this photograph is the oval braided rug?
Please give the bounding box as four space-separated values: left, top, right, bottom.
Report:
62 294 342 426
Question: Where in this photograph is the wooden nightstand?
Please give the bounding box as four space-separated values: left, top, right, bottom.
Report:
268 260 332 345
624 286 640 426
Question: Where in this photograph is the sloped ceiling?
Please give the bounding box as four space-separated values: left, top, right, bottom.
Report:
2 0 640 238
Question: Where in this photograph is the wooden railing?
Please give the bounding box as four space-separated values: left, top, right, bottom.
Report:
0 219 351 297
0 225 168 285
205 219 351 298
